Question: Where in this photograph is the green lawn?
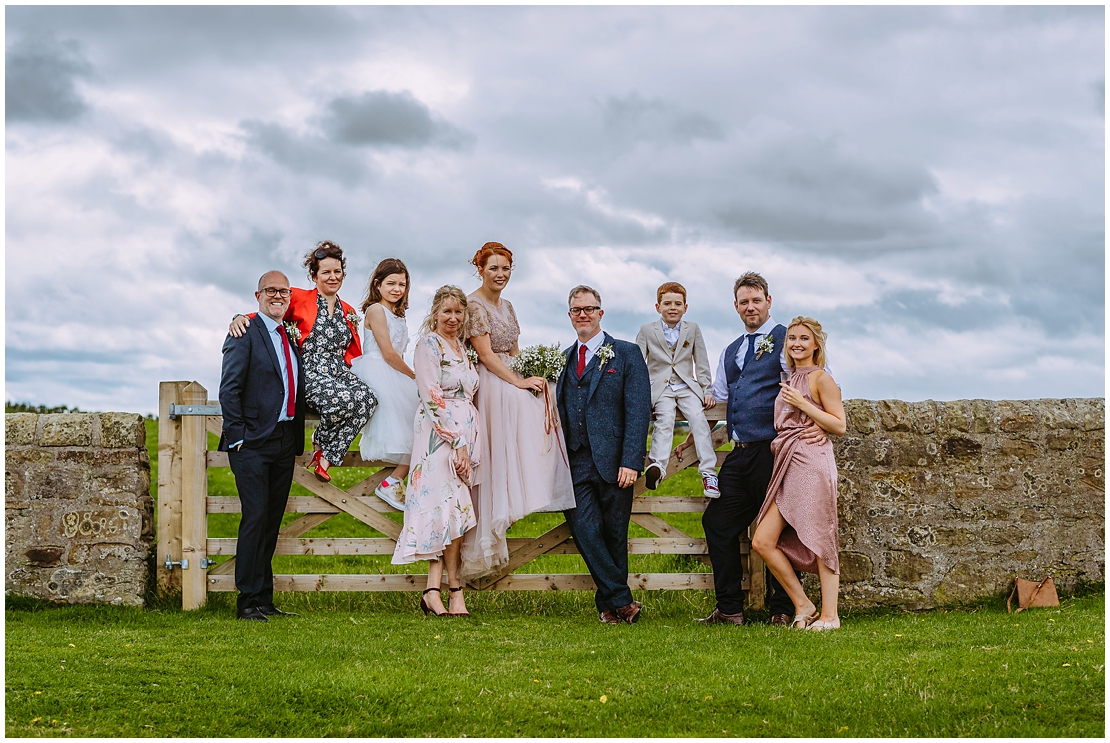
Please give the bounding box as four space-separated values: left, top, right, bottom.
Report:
5 592 1104 737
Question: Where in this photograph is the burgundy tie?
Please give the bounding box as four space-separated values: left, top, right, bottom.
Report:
278 326 297 418
577 343 587 377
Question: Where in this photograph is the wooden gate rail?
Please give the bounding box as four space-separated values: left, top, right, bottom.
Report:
158 380 764 609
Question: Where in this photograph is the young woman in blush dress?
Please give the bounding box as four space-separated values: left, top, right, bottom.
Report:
459 242 576 581
230 241 376 483
751 317 847 631
392 286 481 618
351 258 419 510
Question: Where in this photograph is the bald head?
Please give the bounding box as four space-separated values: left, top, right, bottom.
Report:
255 270 291 322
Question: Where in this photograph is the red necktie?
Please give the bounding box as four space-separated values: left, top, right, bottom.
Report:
577 343 587 377
278 326 297 418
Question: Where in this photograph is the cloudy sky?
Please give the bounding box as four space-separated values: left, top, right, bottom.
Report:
6 6 1104 414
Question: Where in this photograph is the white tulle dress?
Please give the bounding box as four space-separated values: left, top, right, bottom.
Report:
351 307 419 465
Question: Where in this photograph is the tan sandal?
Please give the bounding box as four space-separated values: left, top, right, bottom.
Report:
791 609 819 629
807 618 841 631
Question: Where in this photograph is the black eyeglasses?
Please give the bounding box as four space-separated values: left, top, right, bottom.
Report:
568 306 601 316
260 288 291 297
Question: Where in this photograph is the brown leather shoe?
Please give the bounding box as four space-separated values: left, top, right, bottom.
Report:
769 613 791 627
599 609 621 625
697 608 745 626
615 600 643 624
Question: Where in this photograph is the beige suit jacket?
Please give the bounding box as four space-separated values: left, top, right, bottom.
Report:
635 320 713 407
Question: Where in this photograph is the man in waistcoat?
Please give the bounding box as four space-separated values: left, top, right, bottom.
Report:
556 285 652 625
698 271 828 626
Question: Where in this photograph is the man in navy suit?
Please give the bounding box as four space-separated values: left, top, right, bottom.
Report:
556 285 651 624
219 270 306 621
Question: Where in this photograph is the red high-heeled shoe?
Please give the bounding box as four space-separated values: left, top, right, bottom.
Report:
306 449 323 471
313 461 331 483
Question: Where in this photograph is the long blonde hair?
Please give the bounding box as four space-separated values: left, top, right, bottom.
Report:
786 316 828 369
420 285 470 341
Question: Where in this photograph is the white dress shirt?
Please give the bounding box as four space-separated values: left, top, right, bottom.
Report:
258 312 298 422
575 330 607 369
710 315 835 402
660 320 689 392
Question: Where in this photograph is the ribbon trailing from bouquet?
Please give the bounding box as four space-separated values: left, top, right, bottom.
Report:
541 382 569 468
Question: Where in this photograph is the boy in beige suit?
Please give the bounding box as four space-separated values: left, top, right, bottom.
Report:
635 282 719 498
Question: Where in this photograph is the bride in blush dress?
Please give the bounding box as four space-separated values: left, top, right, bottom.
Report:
459 242 576 581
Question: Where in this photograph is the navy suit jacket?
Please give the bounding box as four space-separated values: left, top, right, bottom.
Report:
556 331 652 484
218 318 306 453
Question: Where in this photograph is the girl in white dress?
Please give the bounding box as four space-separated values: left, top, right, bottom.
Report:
352 258 420 509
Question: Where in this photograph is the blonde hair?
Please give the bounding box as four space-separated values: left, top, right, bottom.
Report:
786 316 827 369
420 285 470 340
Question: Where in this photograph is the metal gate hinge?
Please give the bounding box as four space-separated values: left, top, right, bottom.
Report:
200 558 217 569
168 403 222 420
164 556 189 571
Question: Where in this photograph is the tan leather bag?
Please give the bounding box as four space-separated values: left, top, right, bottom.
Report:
1006 577 1059 613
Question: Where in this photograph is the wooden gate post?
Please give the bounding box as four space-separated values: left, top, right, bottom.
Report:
179 382 209 610
157 381 188 594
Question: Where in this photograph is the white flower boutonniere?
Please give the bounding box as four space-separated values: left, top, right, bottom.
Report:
596 343 615 368
754 334 775 360
283 321 302 342
465 346 479 367
345 310 359 326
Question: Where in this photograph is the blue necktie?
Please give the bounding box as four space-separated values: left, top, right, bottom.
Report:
741 333 757 374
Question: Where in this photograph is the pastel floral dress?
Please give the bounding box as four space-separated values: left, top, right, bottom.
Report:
392 333 481 564
302 293 378 465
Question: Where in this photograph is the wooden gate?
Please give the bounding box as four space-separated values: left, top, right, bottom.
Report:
157 380 764 609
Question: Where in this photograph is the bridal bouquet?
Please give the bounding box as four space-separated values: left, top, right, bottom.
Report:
510 343 566 395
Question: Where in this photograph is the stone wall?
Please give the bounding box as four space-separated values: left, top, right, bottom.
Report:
827 398 1104 610
5 413 153 606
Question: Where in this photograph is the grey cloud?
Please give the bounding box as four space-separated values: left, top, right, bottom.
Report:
1093 79 1104 115
241 120 371 186
6 34 92 123
321 90 473 150
601 93 725 145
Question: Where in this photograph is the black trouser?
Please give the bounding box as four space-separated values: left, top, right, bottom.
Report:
228 421 299 612
702 441 794 616
564 448 635 613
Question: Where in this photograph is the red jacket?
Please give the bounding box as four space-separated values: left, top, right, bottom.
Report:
251 287 362 366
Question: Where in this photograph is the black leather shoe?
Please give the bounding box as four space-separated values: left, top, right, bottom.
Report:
696 608 745 626
258 604 298 617
237 606 269 622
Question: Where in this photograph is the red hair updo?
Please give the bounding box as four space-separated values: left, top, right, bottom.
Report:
470 241 514 272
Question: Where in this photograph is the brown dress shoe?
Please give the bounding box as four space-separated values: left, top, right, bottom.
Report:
697 608 745 626
769 613 791 627
599 609 621 625
615 600 643 624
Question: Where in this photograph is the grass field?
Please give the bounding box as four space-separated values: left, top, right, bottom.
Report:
5 422 1105 737
5 592 1104 737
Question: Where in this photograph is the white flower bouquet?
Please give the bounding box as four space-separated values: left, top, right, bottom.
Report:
510 342 567 395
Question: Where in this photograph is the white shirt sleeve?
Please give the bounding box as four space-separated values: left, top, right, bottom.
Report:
711 347 729 402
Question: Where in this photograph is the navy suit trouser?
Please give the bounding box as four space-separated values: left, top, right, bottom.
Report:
564 448 635 613
228 420 299 612
703 441 795 616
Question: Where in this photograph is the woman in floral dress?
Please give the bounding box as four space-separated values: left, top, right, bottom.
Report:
392 286 480 618
230 241 377 482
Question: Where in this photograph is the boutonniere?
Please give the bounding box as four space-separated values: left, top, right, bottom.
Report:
283 321 302 342
754 334 775 360
596 344 615 368
345 310 359 325
682 340 690 348
465 346 479 367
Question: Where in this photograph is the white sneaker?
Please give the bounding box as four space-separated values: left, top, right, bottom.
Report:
644 462 664 490
374 477 405 510
702 474 720 499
